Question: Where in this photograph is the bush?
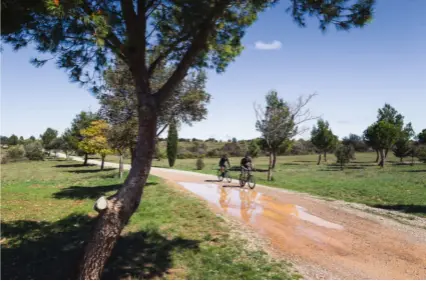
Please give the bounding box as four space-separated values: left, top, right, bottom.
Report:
196 158 205 170
206 148 221 158
7 145 25 161
177 151 196 159
24 141 45 160
1 154 9 164
334 144 355 170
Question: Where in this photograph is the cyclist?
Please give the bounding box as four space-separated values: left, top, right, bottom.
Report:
218 154 231 178
240 153 253 174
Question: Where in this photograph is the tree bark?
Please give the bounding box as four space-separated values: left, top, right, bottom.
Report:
375 149 379 163
78 102 157 279
323 152 327 163
271 150 277 169
119 154 124 179
84 153 88 166
100 155 105 171
129 147 135 167
267 153 273 181
317 153 322 165
378 149 385 168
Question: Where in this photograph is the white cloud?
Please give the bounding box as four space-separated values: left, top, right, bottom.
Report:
254 40 282 50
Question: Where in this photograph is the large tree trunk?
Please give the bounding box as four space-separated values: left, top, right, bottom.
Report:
100 155 105 171
378 149 385 168
119 154 124 179
317 153 322 165
129 147 135 167
385 148 389 158
267 152 273 181
271 150 277 169
375 149 379 163
323 152 327 163
84 153 88 166
79 103 157 279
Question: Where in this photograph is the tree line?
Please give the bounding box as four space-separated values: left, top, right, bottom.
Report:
254 91 426 179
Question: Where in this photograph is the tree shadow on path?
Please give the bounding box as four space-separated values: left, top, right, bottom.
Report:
53 182 158 200
371 204 426 216
1 214 199 280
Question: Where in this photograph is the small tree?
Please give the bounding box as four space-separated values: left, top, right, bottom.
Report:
311 119 338 165
248 140 260 158
256 91 317 180
79 120 113 170
40 128 58 154
334 144 355 170
7 145 25 161
393 140 412 162
8 134 18 146
196 158 205 170
167 121 178 167
24 141 44 160
69 111 100 165
392 123 414 163
365 121 401 167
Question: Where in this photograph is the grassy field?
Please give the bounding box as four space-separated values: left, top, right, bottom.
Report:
105 152 426 217
1 159 298 280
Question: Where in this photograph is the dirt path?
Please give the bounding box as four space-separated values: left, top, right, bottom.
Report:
58 154 426 279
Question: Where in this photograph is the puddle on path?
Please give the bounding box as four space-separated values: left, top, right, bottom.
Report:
178 182 343 230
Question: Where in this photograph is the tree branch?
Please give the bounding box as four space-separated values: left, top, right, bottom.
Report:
156 124 168 137
120 0 138 36
153 0 231 106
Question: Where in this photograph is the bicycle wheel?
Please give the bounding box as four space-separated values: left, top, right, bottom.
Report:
239 174 246 187
217 170 224 181
225 171 232 183
247 175 256 189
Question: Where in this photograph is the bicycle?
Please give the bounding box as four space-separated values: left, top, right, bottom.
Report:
217 166 232 183
239 167 256 189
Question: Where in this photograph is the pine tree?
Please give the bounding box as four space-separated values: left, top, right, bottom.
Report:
167 121 178 167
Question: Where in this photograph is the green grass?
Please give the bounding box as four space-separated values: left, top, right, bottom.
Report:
106 152 426 217
1 160 298 280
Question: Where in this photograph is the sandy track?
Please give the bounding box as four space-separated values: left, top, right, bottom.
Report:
58 154 426 279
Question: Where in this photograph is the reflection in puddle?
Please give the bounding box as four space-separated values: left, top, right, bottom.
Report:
178 182 343 230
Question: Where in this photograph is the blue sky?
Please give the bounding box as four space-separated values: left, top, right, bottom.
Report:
1 0 425 140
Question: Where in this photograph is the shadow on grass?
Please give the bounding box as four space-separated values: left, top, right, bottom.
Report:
371 204 426 216
1 214 199 280
54 163 96 168
399 169 426 173
53 182 158 200
320 165 365 171
68 168 116 174
293 160 317 163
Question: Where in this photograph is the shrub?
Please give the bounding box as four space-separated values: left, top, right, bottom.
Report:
196 158 205 170
206 149 221 158
7 145 25 161
1 154 9 164
334 144 355 170
24 141 45 160
248 140 260 158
